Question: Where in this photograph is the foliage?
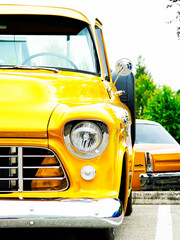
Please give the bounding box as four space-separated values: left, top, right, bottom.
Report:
135 56 156 117
135 56 152 79
135 56 180 143
143 86 180 143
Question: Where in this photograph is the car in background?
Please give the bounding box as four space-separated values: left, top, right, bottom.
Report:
132 119 180 191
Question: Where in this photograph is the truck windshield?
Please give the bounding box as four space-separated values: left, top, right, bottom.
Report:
0 15 100 75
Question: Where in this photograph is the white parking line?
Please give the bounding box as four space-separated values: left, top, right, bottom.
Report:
155 205 173 240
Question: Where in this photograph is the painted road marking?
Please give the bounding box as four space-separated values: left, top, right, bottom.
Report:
155 205 172 240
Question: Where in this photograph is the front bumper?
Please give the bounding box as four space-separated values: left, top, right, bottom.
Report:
0 198 123 228
140 172 180 190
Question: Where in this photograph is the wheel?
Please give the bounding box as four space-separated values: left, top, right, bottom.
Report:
22 51 78 69
125 190 133 216
112 71 136 146
105 228 115 240
82 229 114 240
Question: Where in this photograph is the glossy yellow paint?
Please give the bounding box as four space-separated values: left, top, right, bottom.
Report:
0 70 58 138
132 149 146 191
94 20 112 82
0 4 89 24
0 69 132 200
0 4 134 209
0 70 115 138
48 100 130 199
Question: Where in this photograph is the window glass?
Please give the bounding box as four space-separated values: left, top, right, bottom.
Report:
0 15 100 75
95 27 110 80
135 123 178 144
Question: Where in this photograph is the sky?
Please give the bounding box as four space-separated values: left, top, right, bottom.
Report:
2 0 180 91
92 0 180 91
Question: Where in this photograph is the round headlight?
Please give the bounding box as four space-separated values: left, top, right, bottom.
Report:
63 120 109 159
70 121 102 153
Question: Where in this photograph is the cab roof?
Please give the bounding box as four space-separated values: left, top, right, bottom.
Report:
0 1 100 27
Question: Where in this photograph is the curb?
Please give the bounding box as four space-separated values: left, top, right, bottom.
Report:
132 191 180 205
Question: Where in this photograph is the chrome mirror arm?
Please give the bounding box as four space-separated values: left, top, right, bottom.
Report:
114 90 125 96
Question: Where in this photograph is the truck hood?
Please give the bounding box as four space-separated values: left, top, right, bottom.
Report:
0 70 109 138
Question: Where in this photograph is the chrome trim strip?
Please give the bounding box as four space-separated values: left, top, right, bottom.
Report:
18 147 23 191
23 155 55 158
23 166 60 169
0 167 18 169
145 151 153 172
140 172 180 190
0 178 18 181
0 155 55 158
141 172 180 178
23 177 65 180
0 146 69 192
0 198 123 228
0 155 18 158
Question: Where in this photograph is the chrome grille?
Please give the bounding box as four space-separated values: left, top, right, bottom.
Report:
0 146 69 192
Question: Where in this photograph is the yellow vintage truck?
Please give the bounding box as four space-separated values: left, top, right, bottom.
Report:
0 2 135 239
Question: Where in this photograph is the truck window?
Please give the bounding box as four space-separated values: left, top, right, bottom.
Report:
0 15 100 76
95 26 110 80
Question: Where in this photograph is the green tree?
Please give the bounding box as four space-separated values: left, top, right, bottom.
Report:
135 56 152 79
143 85 180 143
135 56 156 117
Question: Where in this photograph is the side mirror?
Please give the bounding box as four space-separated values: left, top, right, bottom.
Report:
115 58 132 76
110 58 132 92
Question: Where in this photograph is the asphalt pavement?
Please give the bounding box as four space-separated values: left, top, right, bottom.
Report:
115 205 180 240
115 205 158 240
132 191 180 205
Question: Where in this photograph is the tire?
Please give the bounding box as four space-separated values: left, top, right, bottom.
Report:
112 71 136 146
118 154 133 216
125 190 133 216
90 229 114 240
105 228 115 240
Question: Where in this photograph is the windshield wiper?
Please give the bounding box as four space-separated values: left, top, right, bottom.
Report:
0 65 59 73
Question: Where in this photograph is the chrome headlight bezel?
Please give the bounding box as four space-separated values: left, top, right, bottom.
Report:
63 120 109 159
